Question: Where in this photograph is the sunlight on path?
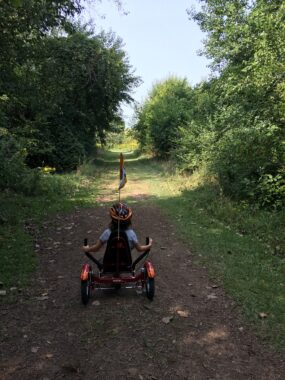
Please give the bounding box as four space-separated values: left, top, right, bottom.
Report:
94 150 179 204
96 167 153 203
93 149 194 208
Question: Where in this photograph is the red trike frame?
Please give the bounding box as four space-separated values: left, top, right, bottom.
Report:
80 259 155 285
80 233 155 304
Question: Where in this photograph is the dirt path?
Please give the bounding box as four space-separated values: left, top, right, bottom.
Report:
1 200 285 379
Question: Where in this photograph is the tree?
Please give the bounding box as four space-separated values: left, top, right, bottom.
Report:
3 28 140 170
173 79 218 172
134 77 192 158
188 0 285 207
0 1 140 174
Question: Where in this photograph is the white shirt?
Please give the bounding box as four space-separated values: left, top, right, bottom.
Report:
99 228 138 250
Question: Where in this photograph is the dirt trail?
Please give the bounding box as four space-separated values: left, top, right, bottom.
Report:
1 199 285 379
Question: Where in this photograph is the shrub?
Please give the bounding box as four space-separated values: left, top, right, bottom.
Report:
0 136 42 195
210 123 284 209
254 172 285 210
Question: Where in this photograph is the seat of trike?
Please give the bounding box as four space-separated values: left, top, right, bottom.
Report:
102 230 133 274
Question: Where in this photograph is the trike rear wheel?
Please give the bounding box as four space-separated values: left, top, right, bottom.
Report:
81 280 90 305
145 277 155 300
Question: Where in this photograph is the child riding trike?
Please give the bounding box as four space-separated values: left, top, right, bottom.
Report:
80 203 155 305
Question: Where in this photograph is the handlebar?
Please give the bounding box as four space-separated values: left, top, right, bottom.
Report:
83 238 103 270
132 236 151 270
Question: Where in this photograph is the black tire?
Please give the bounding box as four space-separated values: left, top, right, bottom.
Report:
81 280 90 305
145 277 155 300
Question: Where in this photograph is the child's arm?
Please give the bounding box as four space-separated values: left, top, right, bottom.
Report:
82 240 103 253
134 238 153 252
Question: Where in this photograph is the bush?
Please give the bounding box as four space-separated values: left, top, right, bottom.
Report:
26 125 85 172
0 136 42 195
210 123 284 209
254 172 285 210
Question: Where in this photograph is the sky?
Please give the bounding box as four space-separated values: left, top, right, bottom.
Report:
83 0 211 126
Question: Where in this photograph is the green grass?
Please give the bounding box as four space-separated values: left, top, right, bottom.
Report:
0 163 103 294
155 187 285 349
1 150 284 350
144 165 285 350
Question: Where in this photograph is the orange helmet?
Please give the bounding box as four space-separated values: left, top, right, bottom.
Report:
109 203 132 222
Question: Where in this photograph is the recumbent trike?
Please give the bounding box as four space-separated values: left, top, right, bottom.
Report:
80 230 155 305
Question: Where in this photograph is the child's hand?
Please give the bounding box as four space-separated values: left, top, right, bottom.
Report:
149 238 153 246
82 245 90 253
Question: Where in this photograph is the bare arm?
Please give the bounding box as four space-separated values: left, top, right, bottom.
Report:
134 238 153 252
82 240 103 253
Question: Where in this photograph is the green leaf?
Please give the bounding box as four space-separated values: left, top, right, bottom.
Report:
10 0 22 7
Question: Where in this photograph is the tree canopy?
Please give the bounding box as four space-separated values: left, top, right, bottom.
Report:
0 0 139 181
134 77 193 158
134 0 285 209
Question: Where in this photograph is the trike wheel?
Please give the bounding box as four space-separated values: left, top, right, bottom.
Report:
145 277 155 300
81 280 90 305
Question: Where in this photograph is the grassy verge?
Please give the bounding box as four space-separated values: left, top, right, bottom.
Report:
145 164 285 350
0 163 104 296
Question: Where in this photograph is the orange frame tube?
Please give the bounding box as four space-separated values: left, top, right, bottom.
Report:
144 260 155 278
